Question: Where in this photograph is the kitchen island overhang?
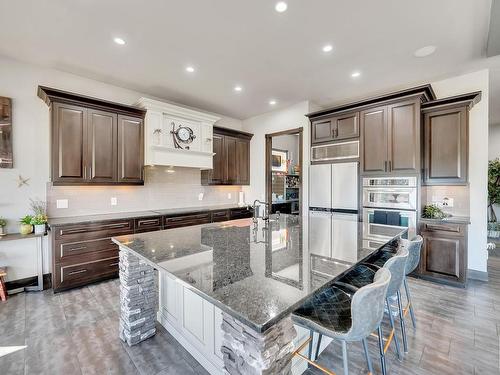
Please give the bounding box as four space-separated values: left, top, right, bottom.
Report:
112 214 406 375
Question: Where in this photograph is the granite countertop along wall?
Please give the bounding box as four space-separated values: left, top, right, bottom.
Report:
48 204 250 227
112 214 405 332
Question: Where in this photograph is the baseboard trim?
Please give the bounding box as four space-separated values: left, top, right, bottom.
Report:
5 273 52 292
468 269 488 282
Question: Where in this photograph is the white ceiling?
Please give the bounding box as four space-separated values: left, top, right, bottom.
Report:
0 0 495 119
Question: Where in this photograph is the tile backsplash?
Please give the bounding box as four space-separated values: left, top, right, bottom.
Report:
421 185 470 217
47 166 242 218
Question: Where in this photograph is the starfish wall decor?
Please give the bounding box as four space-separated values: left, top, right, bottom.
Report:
17 175 30 188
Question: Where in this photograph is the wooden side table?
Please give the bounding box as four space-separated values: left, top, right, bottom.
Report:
0 232 45 292
0 267 7 301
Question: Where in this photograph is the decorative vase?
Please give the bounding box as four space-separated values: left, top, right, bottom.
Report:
19 224 33 235
34 224 46 235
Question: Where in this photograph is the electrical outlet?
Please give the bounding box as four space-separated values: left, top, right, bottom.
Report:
56 199 68 209
227 193 232 200
198 193 204 201
111 197 118 206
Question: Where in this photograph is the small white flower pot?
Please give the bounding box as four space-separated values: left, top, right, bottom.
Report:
34 224 46 235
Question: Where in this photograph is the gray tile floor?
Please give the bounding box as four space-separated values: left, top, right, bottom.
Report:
0 253 499 375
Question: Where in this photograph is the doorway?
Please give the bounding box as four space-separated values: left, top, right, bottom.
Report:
265 128 303 216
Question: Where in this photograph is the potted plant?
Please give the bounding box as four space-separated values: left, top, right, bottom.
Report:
0 217 6 236
29 199 47 235
31 214 47 235
19 215 33 235
488 158 500 223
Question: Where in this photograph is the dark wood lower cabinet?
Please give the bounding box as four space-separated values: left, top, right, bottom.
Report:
51 207 253 292
418 221 468 286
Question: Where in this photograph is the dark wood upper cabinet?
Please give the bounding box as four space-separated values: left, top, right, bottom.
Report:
118 115 144 183
236 138 250 185
360 99 420 175
52 102 88 183
360 106 387 174
388 99 420 173
421 92 480 185
40 86 145 186
87 109 117 183
311 111 359 144
201 126 253 186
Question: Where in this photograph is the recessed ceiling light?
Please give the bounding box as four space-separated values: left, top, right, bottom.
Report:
185 66 195 73
322 44 333 53
414 45 437 58
113 37 126 45
269 100 277 105
234 86 243 92
275 2 288 12
351 71 361 78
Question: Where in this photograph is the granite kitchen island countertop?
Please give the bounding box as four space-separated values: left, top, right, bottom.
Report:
112 214 405 333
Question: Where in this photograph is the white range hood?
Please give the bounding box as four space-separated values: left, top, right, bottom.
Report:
137 97 220 169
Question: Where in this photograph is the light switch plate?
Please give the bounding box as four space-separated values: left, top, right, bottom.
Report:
56 199 68 209
111 197 118 206
198 193 204 201
227 193 232 199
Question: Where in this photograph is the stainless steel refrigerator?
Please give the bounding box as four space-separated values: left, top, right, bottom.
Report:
308 162 359 256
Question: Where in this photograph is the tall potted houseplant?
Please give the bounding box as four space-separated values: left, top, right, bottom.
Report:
0 217 6 236
488 158 500 238
29 199 47 235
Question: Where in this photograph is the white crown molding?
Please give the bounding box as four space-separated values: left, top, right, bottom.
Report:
136 97 220 124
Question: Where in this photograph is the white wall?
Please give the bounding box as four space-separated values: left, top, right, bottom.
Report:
241 101 313 214
432 69 489 273
0 55 242 280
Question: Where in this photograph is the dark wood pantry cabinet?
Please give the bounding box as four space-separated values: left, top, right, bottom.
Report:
201 126 253 185
38 86 145 186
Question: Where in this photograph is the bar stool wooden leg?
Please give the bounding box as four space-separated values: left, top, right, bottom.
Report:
0 275 7 302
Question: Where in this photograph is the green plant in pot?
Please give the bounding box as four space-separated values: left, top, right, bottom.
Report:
0 217 6 236
31 214 47 235
19 215 33 235
488 158 500 223
422 204 447 219
29 199 47 235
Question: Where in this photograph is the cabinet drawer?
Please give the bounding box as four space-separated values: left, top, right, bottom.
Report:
54 220 134 241
165 213 211 229
211 210 230 222
54 237 117 262
54 255 119 291
135 216 163 232
229 208 253 220
420 222 465 237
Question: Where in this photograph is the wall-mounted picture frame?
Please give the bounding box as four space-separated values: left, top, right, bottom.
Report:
271 148 288 172
0 96 13 168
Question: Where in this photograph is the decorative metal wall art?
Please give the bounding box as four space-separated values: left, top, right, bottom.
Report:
171 122 196 150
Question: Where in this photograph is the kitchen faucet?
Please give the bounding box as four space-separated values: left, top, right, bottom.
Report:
252 199 270 222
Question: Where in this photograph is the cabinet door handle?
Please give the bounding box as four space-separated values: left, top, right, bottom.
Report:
68 245 87 252
138 219 159 226
384 161 388 172
68 269 87 276
108 262 119 267
388 161 392 172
